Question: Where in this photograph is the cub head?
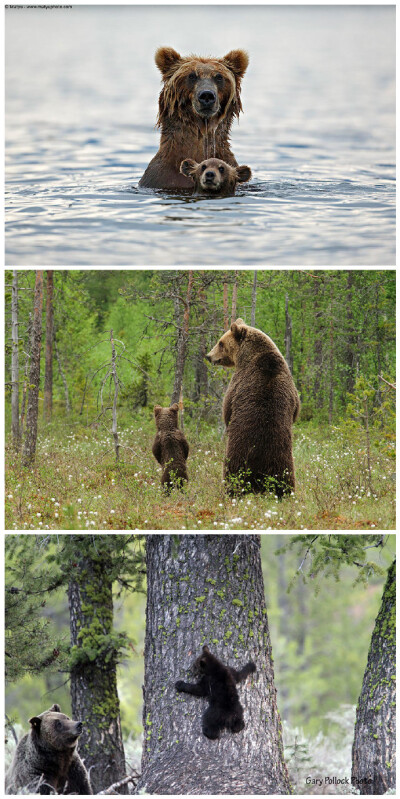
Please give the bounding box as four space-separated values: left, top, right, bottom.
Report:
29 704 83 751
206 318 248 367
155 47 249 127
180 158 251 195
194 644 214 676
154 403 179 431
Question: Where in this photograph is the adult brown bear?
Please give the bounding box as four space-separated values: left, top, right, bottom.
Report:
139 47 249 189
206 319 300 497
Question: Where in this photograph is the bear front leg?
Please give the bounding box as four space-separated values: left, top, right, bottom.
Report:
65 754 92 794
229 661 256 683
175 677 208 697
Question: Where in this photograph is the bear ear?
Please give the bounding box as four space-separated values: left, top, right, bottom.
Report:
222 50 249 79
154 405 162 419
202 644 210 653
29 716 42 732
180 159 198 178
155 47 182 78
236 165 252 183
49 703 61 712
231 319 247 341
170 403 179 412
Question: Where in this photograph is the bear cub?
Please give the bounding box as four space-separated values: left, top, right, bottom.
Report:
175 645 256 740
5 703 92 795
180 158 252 196
152 403 189 491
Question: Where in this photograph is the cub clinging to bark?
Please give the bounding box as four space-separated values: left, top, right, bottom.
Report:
180 158 251 196
175 645 256 740
5 703 92 795
152 403 189 491
206 318 300 497
139 47 249 189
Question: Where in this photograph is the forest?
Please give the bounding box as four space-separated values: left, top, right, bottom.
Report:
5 269 396 530
4 533 395 795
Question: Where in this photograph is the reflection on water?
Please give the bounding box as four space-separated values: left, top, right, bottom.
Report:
5 5 395 265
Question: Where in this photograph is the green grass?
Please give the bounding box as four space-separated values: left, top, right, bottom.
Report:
5 410 395 531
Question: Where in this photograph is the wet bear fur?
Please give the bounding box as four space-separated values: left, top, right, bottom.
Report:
180 157 251 196
175 645 256 740
139 47 249 189
5 703 92 795
206 318 300 497
152 403 189 490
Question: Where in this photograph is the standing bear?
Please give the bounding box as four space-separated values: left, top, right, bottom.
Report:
5 703 92 794
152 403 189 491
206 319 300 496
139 47 249 189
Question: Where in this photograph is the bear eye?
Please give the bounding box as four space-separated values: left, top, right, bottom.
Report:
55 720 62 730
201 164 207 172
187 71 197 85
219 341 223 348
218 166 225 175
214 73 224 85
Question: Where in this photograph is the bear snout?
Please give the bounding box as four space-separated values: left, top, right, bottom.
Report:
75 721 83 734
204 170 217 183
193 79 219 117
198 90 217 108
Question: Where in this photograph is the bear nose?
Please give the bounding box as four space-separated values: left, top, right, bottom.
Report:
205 355 212 362
76 721 83 732
205 171 216 180
198 90 216 108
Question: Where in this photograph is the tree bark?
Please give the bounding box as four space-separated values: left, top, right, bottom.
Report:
11 270 20 449
22 271 43 467
231 271 238 325
68 537 127 794
351 559 396 794
171 272 194 404
136 534 290 795
20 313 32 435
44 270 54 423
110 330 120 462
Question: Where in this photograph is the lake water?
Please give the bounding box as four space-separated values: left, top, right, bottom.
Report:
5 5 395 266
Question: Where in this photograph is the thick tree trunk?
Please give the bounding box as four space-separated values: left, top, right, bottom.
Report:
136 534 290 795
11 270 20 449
351 560 396 794
22 271 43 467
44 270 54 423
68 538 127 794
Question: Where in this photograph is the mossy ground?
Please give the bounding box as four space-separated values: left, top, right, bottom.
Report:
5 410 395 531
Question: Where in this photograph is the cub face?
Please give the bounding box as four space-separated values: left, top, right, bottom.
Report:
180 158 251 195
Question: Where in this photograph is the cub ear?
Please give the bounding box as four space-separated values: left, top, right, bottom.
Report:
202 645 210 653
231 319 247 341
155 46 182 78
154 405 162 419
170 403 179 412
49 703 61 712
180 159 198 178
29 716 42 732
236 165 252 183
222 50 249 79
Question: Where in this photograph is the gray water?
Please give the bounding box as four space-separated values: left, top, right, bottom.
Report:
5 5 395 266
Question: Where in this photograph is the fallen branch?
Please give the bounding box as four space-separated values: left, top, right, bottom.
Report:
98 772 140 794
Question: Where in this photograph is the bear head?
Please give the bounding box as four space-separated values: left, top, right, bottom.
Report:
206 318 285 374
154 403 180 432
29 704 83 751
180 158 251 195
155 47 249 128
193 645 216 676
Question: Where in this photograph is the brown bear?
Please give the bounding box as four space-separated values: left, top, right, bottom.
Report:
180 158 251 196
5 703 92 795
152 403 189 490
139 47 249 189
206 319 300 497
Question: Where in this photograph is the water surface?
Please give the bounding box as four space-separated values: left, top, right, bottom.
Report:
5 5 395 265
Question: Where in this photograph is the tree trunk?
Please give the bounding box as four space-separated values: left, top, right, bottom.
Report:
251 271 257 327
11 270 20 449
54 336 71 414
136 534 290 795
171 272 194 404
231 271 238 324
284 294 293 374
20 313 32 435
345 270 356 395
22 271 43 467
68 537 127 794
351 559 396 794
110 330 120 462
223 276 229 331
44 270 54 423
